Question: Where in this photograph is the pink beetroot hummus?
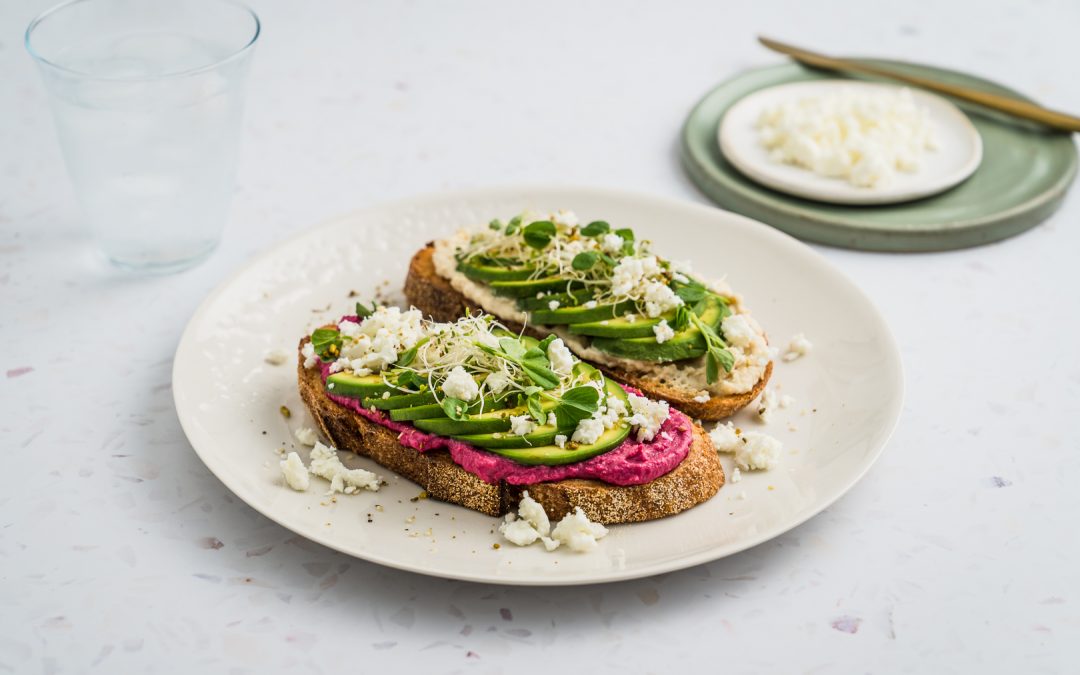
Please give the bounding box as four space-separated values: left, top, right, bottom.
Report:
318 323 693 486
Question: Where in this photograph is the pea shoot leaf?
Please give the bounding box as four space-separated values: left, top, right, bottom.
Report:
522 220 556 249
441 396 469 421
552 385 601 428
311 328 342 361
395 337 429 367
526 392 546 424
354 302 373 319
572 251 598 270
581 221 610 236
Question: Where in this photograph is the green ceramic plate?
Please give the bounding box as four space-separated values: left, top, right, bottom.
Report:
681 61 1078 251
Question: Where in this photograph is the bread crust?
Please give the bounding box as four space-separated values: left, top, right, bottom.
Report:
297 342 724 525
404 243 772 421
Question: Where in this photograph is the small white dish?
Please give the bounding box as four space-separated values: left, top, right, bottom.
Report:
719 80 983 205
172 186 904 585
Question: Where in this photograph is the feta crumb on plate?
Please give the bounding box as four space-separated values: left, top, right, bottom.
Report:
308 441 381 494
498 492 608 553
264 349 290 366
294 427 319 446
280 452 310 491
709 422 783 471
783 333 812 361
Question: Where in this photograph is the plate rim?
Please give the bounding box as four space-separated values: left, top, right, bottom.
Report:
717 79 984 205
681 60 1078 251
172 184 905 585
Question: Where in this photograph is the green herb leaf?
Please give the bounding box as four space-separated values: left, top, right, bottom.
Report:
396 370 424 390
673 305 691 331
615 227 634 242
520 359 559 390
441 396 468 421
705 351 719 384
505 215 522 235
497 337 526 359
395 337 429 367
522 220 556 249
553 385 601 428
311 328 342 361
572 251 599 270
537 334 557 352
599 253 616 266
489 219 503 231
354 302 373 319
526 392 546 424
712 345 735 373
675 281 707 304
581 221 610 236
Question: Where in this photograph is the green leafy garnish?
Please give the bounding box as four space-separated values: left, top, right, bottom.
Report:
396 370 425 390
581 221 610 236
526 391 546 424
478 337 560 389
489 219 503 231
354 301 373 319
505 215 522 235
311 328 342 361
395 337 429 367
552 385 601 428
572 251 598 270
522 220 556 249
441 397 468 421
615 227 634 242
674 280 707 304
685 306 735 384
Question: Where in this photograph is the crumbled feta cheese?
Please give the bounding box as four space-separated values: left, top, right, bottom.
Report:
294 427 318 446
551 209 579 228
554 434 567 448
757 87 937 188
338 306 426 373
546 338 575 376
779 394 795 408
551 507 609 553
711 425 782 471
547 300 561 311
510 415 536 437
627 394 669 442
572 417 605 445
301 342 319 369
652 319 675 344
338 320 361 338
756 389 778 423
328 356 349 374
536 291 546 299
641 280 683 318
547 412 557 427
692 390 711 403
624 313 637 323
442 366 479 402
584 300 598 309
709 422 742 452
280 452 310 491
600 232 623 253
672 272 689 284
308 442 381 493
264 349 290 366
518 491 551 536
783 333 813 361
720 314 756 348
484 371 511 394
611 255 661 296
499 514 540 546
730 467 742 483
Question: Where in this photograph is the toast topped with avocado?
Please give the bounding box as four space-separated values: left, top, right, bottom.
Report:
404 210 773 421
297 307 723 524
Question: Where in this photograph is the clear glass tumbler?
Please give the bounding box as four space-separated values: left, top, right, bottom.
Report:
26 0 260 272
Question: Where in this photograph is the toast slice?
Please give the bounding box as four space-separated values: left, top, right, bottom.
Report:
297 340 724 525
404 243 772 421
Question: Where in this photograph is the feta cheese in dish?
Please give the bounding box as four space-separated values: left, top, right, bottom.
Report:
308 441 381 493
600 232 624 253
280 452 310 491
442 365 479 402
548 299 561 311
783 333 813 361
518 491 551 536
756 389 779 423
294 427 319 446
551 209 579 228
546 338 575 376
499 514 540 546
757 87 937 187
652 319 675 344
692 390 711 403
627 394 670 442
338 305 426 374
554 434 568 448
730 467 742 484
708 422 742 452
301 342 319 369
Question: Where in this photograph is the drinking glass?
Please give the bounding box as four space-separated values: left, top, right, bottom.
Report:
26 0 260 272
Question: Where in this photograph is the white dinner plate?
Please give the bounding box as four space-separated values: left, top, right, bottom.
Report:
173 186 903 585
719 80 983 205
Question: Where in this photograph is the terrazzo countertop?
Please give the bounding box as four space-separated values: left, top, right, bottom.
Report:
1 1 1078 672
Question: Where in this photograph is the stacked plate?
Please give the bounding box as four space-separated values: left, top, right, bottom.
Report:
681 61 1078 251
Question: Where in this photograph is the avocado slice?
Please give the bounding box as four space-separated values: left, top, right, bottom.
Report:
489 276 583 298
568 310 673 338
389 394 512 422
517 288 595 311
325 372 391 398
363 389 436 410
478 423 631 466
413 397 558 436
452 424 568 449
589 295 728 362
529 300 636 325
457 260 536 282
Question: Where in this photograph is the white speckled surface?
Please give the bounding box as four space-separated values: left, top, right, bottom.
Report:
1 1 1078 672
